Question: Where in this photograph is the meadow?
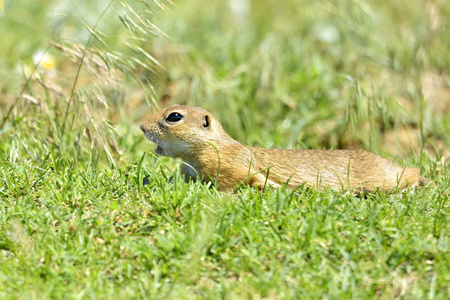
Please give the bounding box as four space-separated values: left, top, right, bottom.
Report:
1 0 449 298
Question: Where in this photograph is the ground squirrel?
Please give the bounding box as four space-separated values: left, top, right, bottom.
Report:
140 105 429 193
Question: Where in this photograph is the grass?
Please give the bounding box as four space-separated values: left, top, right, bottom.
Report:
1 0 450 298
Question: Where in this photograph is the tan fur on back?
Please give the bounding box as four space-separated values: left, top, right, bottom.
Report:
140 105 429 193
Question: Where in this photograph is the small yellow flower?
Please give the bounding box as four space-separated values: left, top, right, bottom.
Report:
32 50 56 71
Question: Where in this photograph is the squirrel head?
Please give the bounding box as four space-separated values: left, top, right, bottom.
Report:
140 105 236 159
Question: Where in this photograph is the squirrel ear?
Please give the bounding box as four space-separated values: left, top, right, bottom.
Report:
202 115 210 128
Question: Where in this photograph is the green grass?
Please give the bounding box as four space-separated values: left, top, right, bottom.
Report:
1 0 450 298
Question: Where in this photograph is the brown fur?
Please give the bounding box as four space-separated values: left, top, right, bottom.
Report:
140 105 429 193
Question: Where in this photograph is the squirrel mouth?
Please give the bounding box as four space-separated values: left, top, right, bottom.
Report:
144 133 164 155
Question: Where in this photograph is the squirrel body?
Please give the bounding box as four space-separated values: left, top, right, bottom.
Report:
140 105 428 193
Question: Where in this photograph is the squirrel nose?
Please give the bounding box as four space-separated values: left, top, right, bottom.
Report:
139 123 146 132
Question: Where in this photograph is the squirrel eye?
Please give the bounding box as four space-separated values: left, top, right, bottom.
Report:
165 112 183 123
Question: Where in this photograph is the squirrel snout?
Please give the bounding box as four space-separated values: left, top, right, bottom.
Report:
139 123 146 133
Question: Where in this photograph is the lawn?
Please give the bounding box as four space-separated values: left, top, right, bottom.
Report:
1 0 449 298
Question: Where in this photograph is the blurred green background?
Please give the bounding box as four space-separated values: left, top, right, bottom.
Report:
1 0 449 161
